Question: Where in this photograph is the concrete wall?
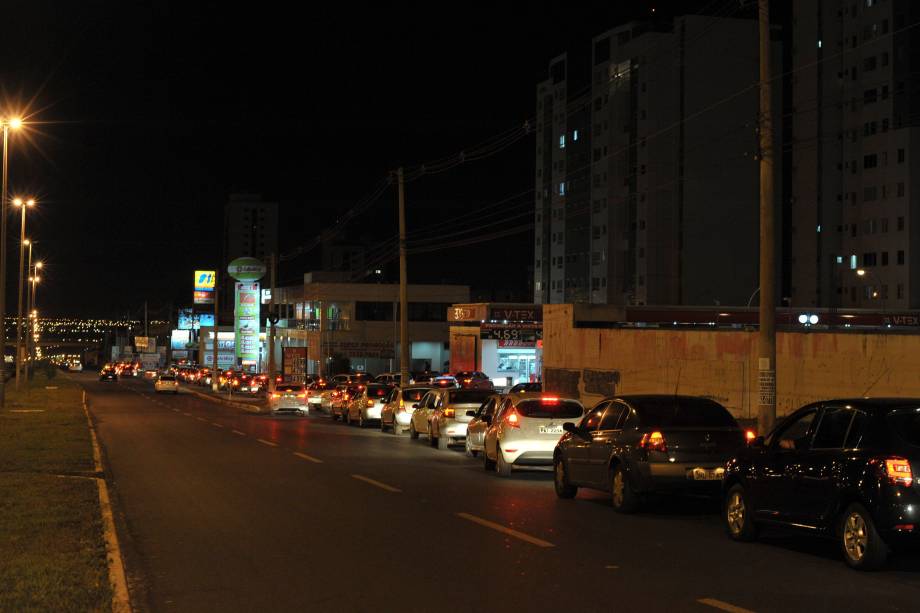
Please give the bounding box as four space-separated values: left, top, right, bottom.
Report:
543 304 920 419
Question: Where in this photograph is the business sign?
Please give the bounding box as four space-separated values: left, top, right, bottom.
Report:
134 336 155 352
179 309 216 330
171 329 193 350
480 322 542 343
194 270 216 292
227 257 266 282
447 304 488 323
194 290 215 305
489 305 542 322
235 282 260 366
261 289 272 304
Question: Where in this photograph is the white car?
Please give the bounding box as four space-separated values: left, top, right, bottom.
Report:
154 374 179 394
269 384 309 415
307 380 336 413
380 385 433 434
67 362 84 372
465 394 503 457
346 383 393 427
428 388 495 450
482 394 585 477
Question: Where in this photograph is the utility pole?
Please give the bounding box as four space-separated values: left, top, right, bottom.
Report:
397 168 410 387
0 123 8 405
14 201 26 390
757 0 776 436
267 253 277 393
144 301 148 338
211 272 220 392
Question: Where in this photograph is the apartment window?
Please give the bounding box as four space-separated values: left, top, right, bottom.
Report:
850 254 858 270
881 85 889 99
591 277 600 290
559 182 566 196
882 252 889 266
898 216 905 231
864 56 877 71
898 148 905 163
898 182 905 197
898 250 905 265
573 130 579 141
882 118 889 132
882 218 889 232
591 251 600 265
851 225 858 238
864 154 878 169
898 284 904 299
863 253 878 267
559 134 566 149
882 52 889 66
864 88 877 104
864 186 878 201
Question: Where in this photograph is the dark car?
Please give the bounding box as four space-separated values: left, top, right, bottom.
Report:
454 371 493 390
509 382 542 394
99 367 118 382
553 395 746 512
723 399 920 570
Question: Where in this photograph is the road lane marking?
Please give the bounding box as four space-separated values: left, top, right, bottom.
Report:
455 512 554 548
351 474 401 492
605 565 619 569
183 412 192 416
172 408 180 412
9 409 44 413
232 430 246 436
211 422 224 428
293 451 324 464
257 438 278 447
196 417 208 422
698 598 756 613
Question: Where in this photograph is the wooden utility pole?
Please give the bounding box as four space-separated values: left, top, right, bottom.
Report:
397 168 410 386
757 0 776 435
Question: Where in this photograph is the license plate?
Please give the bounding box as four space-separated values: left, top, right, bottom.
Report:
539 425 563 434
690 467 724 481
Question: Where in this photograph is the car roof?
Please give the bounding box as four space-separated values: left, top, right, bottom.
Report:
400 383 434 390
507 393 581 406
795 398 920 413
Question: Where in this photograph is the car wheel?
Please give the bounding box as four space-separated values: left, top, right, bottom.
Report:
465 438 478 458
409 423 419 440
437 434 449 450
610 464 640 513
554 457 577 499
495 446 512 478
358 413 365 428
841 503 888 570
724 484 758 541
429 427 439 447
380 418 387 433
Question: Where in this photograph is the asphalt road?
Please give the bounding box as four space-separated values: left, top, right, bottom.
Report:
81 374 920 612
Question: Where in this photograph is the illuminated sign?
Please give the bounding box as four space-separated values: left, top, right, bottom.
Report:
193 290 214 305
194 270 216 292
235 282 260 366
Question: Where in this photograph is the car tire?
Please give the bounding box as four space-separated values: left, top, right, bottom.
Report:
409 423 419 440
724 484 758 542
554 457 577 499
380 418 387 433
610 464 640 514
495 446 512 478
483 444 496 471
465 438 478 458
840 503 888 571
437 435 449 450
358 413 366 428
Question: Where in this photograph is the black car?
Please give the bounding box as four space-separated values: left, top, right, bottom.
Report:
723 398 920 570
509 382 542 394
554 395 746 512
99 367 118 381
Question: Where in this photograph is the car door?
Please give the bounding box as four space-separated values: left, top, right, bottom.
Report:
468 397 495 448
485 398 512 457
565 402 607 485
586 402 627 487
793 406 857 526
752 407 819 521
413 393 432 433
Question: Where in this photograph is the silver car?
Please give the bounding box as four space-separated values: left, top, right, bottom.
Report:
429 388 495 450
381 385 433 434
346 383 393 427
465 394 503 457
409 391 439 440
269 383 308 415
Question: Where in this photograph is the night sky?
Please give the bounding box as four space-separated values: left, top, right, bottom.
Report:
1 1 718 318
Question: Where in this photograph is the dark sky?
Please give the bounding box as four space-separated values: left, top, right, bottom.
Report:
1 0 717 318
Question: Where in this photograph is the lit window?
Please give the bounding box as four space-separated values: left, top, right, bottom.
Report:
573 130 579 141
559 182 566 196
850 255 858 270
559 134 565 149
817 40 823 48
836 256 844 264
817 225 822 232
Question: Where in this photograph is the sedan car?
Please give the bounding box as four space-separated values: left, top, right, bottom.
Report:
307 380 337 412
509 382 542 394
99 367 118 382
429 388 495 450
380 384 433 434
332 385 359 422
723 398 920 570
346 383 393 427
269 384 309 415
553 395 746 512
465 394 504 457
154 374 179 394
453 371 494 390
483 394 585 477
409 390 439 440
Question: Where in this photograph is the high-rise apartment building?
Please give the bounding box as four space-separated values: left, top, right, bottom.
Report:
534 15 783 307
220 194 279 315
791 0 920 309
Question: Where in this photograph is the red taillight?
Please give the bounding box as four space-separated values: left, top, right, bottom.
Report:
398 398 407 413
463 378 471 383
444 407 455 418
744 429 756 443
883 457 913 486
505 407 521 428
640 431 667 453
297 393 307 399
542 396 560 404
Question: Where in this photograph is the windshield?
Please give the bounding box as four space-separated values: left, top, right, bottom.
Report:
888 408 920 446
517 399 583 418
633 397 738 427
365 384 391 397
310 382 337 391
449 390 493 405
159 376 176 381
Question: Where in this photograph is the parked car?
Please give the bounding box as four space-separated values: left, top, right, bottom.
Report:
411 371 440 384
99 367 118 382
323 384 350 417
380 384 434 434
154 374 179 394
553 395 745 512
509 382 542 394
375 373 402 385
346 383 394 427
307 380 337 412
331 385 358 422
431 375 459 389
269 383 309 415
68 362 84 372
409 390 440 440
483 394 585 477
453 370 494 390
428 388 495 450
722 398 920 570
465 394 504 457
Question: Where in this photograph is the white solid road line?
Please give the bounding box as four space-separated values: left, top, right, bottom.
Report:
256 438 278 447
293 451 323 464
698 598 756 613
172 408 180 412
231 430 246 436
455 512 555 548
211 422 224 428
350 474 402 493
196 417 208 422
183 412 192 417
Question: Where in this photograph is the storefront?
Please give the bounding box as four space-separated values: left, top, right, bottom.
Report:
448 303 543 389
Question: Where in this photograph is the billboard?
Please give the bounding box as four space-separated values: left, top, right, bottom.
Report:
171 329 193 350
178 309 216 330
194 270 216 292
193 290 214 305
134 336 155 352
227 257 266 281
235 282 260 367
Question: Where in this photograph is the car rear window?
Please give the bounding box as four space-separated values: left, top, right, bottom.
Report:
449 390 493 405
159 375 176 381
633 397 737 427
366 384 390 397
277 385 304 393
517 399 583 418
888 408 920 447
403 388 432 401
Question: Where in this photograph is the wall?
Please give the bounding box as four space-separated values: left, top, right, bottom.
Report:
544 304 920 419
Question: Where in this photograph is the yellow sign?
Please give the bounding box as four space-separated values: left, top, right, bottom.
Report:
194 270 216 291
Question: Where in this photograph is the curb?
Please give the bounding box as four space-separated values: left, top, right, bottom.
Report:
186 388 268 414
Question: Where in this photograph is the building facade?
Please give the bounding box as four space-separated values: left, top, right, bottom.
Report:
535 15 782 308
791 0 920 309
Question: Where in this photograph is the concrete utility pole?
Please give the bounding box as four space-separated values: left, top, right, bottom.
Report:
757 0 776 436
397 168 410 386
14 200 27 390
268 253 277 393
211 272 220 392
0 123 8 405
144 301 148 338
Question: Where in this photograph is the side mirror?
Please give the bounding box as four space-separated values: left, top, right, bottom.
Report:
562 422 577 433
466 410 476 417
412 403 419 409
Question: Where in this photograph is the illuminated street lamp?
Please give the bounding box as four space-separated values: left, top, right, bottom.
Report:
0 117 23 404
26 259 41 378
13 198 35 388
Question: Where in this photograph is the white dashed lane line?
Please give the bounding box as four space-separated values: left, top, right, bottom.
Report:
257 438 278 447
350 474 401 493
293 451 323 464
698 598 756 613
231 430 246 436
455 512 554 548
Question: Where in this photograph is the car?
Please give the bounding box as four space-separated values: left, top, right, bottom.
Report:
332 372 375 386
374 373 402 385
411 371 440 384
307 380 337 412
465 393 504 457
346 383 394 427
431 375 459 389
269 384 309 415
509 382 542 394
722 398 920 570
99 367 118 382
553 395 745 512
331 385 357 422
380 384 434 434
68 362 84 372
408 390 441 441
428 388 495 450
453 371 494 390
154 374 179 394
484 394 585 477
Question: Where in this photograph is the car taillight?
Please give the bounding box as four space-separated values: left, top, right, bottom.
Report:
542 396 560 404
639 431 667 453
367 400 375 406
232 379 240 386
744 429 756 444
505 407 521 428
444 407 455 418
880 457 914 486
297 393 307 398
271 393 280 399
398 398 407 412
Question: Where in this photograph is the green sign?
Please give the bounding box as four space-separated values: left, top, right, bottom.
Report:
235 282 260 366
227 257 266 281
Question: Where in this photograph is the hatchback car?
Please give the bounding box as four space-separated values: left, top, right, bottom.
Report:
380 385 433 434
308 380 337 412
429 388 495 450
99 367 118 382
723 398 920 570
465 394 504 457
554 395 745 512
483 394 585 477
509 382 542 394
454 371 494 390
154 374 179 394
270 384 309 415
346 383 393 427
431 375 460 389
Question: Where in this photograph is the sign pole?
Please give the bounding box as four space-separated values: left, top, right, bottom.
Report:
211 271 220 392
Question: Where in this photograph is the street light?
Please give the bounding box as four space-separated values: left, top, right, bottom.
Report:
13 197 35 389
855 268 886 312
0 117 23 404
25 256 41 381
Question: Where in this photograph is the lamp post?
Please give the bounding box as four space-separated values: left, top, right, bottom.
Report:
13 197 34 389
23 240 33 378
855 268 887 313
0 117 23 405
26 260 40 380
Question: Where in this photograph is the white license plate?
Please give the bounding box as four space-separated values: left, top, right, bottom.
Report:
690 467 724 481
539 426 563 434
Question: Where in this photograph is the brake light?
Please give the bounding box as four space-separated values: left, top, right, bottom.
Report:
271 393 280 399
232 379 240 386
541 396 560 404
505 407 521 428
367 400 375 406
882 457 913 486
297 393 307 398
444 407 455 418
463 378 471 383
640 431 667 453
398 398 407 413
744 429 756 443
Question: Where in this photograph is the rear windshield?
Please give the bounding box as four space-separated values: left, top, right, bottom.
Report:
310 382 337 391
449 390 493 405
888 409 920 446
511 383 542 393
403 388 432 401
159 375 176 381
633 398 737 427
277 385 304 392
517 399 583 418
365 384 390 397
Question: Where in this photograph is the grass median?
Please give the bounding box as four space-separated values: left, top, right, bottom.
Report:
0 372 111 612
